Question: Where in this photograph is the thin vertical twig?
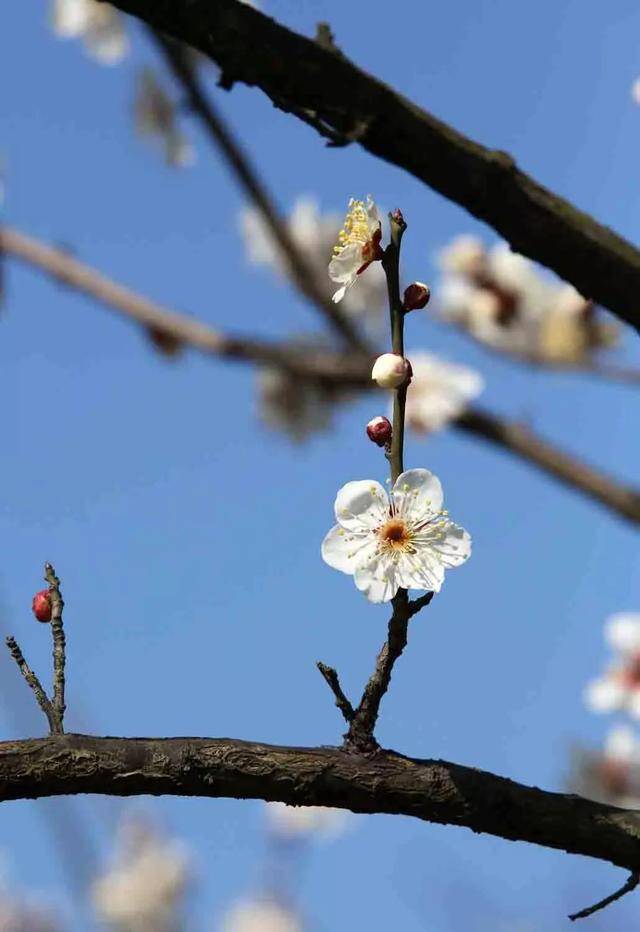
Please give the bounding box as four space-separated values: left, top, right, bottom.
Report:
345 210 432 753
45 563 66 732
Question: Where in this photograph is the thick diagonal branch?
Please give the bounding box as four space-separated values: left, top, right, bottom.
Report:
103 0 640 335
1 734 640 877
4 225 640 526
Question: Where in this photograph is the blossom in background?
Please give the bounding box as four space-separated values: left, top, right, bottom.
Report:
435 235 617 363
328 196 383 303
91 816 191 931
405 352 484 433
221 897 302 932
256 358 352 442
631 77 640 105
584 614 640 718
134 69 194 169
264 802 348 841
51 0 128 64
322 468 470 603
239 197 387 326
572 726 640 808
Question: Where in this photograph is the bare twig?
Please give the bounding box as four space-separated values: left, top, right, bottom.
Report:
316 662 355 724
45 563 66 730
346 591 413 752
4 226 640 526
149 30 370 353
5 637 59 735
569 870 640 921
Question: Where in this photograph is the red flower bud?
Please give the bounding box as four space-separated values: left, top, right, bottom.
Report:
403 281 431 312
366 415 393 447
32 589 52 623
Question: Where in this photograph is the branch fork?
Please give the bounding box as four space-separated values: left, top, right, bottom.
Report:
6 563 67 736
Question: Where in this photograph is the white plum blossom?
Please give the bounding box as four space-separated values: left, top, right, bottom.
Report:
264 802 348 840
435 235 617 363
51 0 128 64
221 898 301 932
371 353 410 389
91 817 191 931
584 614 640 719
405 352 484 433
239 197 387 326
322 468 470 603
328 196 383 304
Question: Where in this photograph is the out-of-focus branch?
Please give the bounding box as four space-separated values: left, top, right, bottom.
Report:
102 0 640 336
0 227 370 385
456 408 640 525
4 225 640 526
148 29 370 354
2 733 640 881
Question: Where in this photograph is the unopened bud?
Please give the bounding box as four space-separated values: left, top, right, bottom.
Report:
32 590 52 623
403 281 431 312
366 415 392 447
371 353 411 389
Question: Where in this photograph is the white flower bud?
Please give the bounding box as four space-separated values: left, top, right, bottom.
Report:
371 353 410 389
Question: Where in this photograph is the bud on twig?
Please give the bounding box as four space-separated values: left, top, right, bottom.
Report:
371 353 411 389
32 590 52 623
403 281 430 312
366 415 392 447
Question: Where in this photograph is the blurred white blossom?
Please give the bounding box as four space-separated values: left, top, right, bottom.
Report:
239 197 387 328
257 362 351 442
405 352 484 433
632 77 640 105
573 726 640 808
134 69 194 169
221 897 301 932
92 816 191 931
435 236 617 364
584 614 640 719
264 802 348 841
51 0 128 64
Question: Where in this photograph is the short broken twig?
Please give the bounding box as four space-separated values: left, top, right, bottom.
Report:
5 637 59 735
569 870 640 921
316 662 355 723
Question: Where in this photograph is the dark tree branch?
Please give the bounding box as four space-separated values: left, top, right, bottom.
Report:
149 29 370 354
1 734 640 876
3 225 640 527
104 0 640 335
568 871 640 921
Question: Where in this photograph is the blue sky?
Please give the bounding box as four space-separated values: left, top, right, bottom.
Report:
2 0 640 928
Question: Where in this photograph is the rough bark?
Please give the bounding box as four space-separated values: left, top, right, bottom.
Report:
103 0 640 334
1 734 639 872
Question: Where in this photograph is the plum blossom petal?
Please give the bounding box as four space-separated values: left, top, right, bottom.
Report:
405 352 484 433
605 614 640 655
584 677 626 714
334 479 388 532
391 468 443 523
321 525 378 575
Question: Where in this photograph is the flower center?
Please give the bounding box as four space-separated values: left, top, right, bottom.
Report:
379 517 412 551
333 199 373 255
619 653 640 689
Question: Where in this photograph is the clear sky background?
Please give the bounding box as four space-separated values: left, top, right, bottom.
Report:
2 1 640 929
